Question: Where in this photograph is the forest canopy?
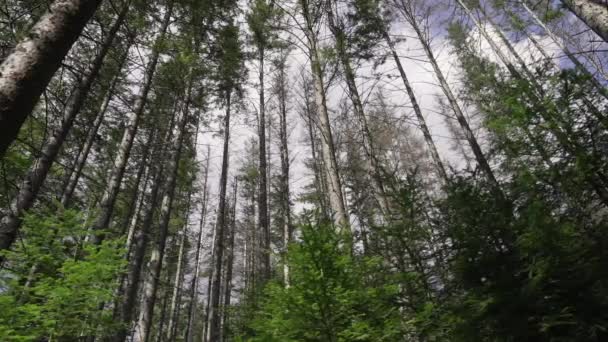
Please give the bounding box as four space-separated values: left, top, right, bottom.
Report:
0 0 607 341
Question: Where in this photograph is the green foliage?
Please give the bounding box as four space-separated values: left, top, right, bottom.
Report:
345 0 387 60
212 21 246 96
439 174 608 341
247 0 283 50
0 206 126 341
244 221 403 341
442 19 608 342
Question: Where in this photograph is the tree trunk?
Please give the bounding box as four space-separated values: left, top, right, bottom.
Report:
122 133 154 245
203 221 217 342
300 0 349 229
155 268 173 342
396 0 501 191
208 89 233 342
299 75 329 213
166 193 192 342
61 43 132 206
519 1 608 100
256 47 271 281
275 51 292 286
132 64 192 342
0 2 129 252
0 0 105 157
109 107 178 342
90 0 174 236
563 0 608 42
185 146 210 342
461 0 608 205
326 3 391 218
383 30 449 183
221 179 238 341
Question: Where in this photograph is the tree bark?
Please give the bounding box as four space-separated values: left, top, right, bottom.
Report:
208 89 233 342
166 194 191 342
459 0 608 205
275 51 292 286
221 179 238 341
0 2 130 252
132 62 192 342
383 30 449 183
299 74 329 213
61 43 132 206
0 0 105 157
256 47 271 281
300 0 349 229
185 146 210 342
109 106 178 342
326 2 392 218
90 0 174 236
519 1 608 100
203 221 218 342
563 0 608 42
395 0 500 191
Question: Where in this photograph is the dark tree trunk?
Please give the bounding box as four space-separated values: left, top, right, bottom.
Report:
208 89 232 342
185 146 210 342
90 0 174 237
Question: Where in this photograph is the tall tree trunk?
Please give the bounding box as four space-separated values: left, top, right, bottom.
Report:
395 0 501 191
61 42 132 206
0 0 106 157
221 179 238 341
132 62 193 342
121 130 154 241
90 0 174 237
460 0 608 205
155 267 173 342
300 0 349 229
256 46 271 281
203 221 217 342
275 51 292 286
185 146 210 342
0 2 130 253
326 2 391 218
299 75 329 213
562 0 608 42
208 89 233 342
519 1 608 99
166 192 192 342
109 106 178 342
382 30 448 183
105 127 155 322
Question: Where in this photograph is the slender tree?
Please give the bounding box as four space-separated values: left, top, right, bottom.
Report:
247 0 277 282
207 21 244 342
221 178 238 341
326 0 392 217
184 146 210 342
273 48 293 286
132 50 197 342
90 0 174 237
391 0 501 191
298 0 349 228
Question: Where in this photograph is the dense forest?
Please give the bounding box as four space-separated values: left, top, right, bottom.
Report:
0 0 607 341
